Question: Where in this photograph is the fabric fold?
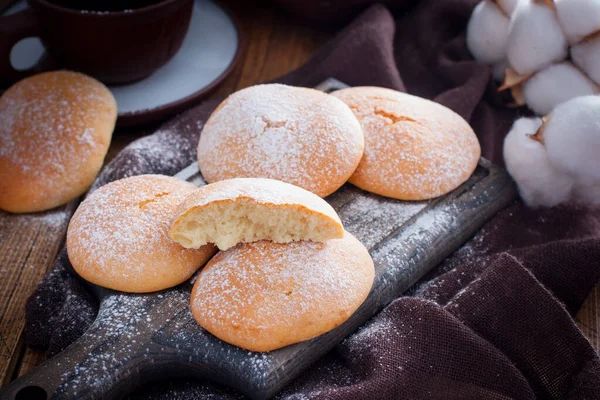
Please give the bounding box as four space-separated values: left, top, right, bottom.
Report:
444 253 598 400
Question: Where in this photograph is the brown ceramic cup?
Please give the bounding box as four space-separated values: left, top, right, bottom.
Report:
0 0 194 86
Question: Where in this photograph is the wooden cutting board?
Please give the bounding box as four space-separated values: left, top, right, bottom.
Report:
0 79 517 400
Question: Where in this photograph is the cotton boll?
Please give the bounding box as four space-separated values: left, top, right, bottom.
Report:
555 0 600 45
495 0 521 16
571 36 600 84
503 117 574 207
467 1 510 64
544 96 600 182
506 1 568 75
522 62 599 115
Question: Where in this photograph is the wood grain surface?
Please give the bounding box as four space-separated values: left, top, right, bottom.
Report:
0 204 77 386
0 0 598 391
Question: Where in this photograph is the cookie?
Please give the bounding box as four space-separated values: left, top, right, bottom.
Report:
67 175 216 293
170 178 343 250
332 87 481 200
197 84 364 198
190 231 374 352
0 71 117 213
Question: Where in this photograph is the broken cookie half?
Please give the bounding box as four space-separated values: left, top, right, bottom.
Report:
169 178 344 250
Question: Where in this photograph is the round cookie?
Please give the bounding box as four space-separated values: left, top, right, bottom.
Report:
331 87 481 200
190 231 374 352
67 175 216 293
0 71 117 213
197 84 364 198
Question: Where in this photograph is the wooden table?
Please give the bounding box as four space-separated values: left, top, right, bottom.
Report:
1 0 598 389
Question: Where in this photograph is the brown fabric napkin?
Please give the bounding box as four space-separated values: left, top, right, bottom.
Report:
25 2 600 399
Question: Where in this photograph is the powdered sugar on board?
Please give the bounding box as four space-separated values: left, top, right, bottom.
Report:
277 359 356 399
54 290 191 396
408 207 498 303
89 124 198 193
197 84 364 197
331 186 428 249
370 204 457 287
51 287 280 397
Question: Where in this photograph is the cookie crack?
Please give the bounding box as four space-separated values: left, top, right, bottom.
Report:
260 117 287 129
249 116 292 140
138 192 170 208
373 108 418 124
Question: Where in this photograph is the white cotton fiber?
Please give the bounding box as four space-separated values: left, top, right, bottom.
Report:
522 62 599 115
467 1 510 64
555 0 600 44
571 36 600 84
495 0 521 16
503 117 574 207
506 1 568 75
544 96 600 182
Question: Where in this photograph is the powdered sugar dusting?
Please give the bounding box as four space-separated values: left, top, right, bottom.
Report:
89 125 197 193
53 285 279 397
67 175 214 292
279 359 356 398
332 87 480 199
0 71 115 179
55 290 189 396
343 315 396 358
335 189 428 249
192 232 374 351
127 132 191 169
20 206 72 229
197 84 364 197
369 206 456 289
409 211 496 302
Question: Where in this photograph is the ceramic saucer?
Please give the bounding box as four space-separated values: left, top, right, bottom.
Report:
4 0 242 126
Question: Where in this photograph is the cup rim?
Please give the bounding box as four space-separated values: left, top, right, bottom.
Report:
31 0 186 16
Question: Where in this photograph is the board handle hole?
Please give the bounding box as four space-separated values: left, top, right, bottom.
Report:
15 385 47 400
